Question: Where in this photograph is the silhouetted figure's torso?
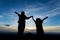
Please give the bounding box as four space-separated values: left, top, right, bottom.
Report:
35 19 44 37
33 19 44 40
18 14 29 34
15 11 32 39
18 14 28 39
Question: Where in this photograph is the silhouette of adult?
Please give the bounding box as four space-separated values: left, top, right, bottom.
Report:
15 11 32 39
32 16 48 39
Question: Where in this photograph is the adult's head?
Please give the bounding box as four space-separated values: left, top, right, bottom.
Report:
21 11 25 15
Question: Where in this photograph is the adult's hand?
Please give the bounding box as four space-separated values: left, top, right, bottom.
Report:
31 16 33 18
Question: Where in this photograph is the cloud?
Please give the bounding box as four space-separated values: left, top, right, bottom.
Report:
0 24 60 33
24 8 43 16
46 8 60 17
0 15 3 18
25 25 60 33
24 2 48 14
23 0 60 18
2 8 18 26
0 24 18 32
24 26 36 33
43 26 60 33
47 0 53 4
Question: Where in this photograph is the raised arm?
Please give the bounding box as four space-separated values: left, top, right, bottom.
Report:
14 11 20 16
32 16 36 22
42 16 48 21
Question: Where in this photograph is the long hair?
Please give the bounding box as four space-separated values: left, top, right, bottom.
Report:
36 18 41 23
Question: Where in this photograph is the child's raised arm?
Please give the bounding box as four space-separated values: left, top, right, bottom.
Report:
32 16 36 22
42 16 48 21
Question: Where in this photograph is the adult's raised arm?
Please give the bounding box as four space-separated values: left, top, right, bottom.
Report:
14 11 20 16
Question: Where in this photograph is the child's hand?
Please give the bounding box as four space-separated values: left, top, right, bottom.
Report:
46 16 48 18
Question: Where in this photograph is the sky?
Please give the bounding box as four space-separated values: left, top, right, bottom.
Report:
0 0 60 33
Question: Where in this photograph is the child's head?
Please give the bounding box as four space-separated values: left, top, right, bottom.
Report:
36 18 41 22
21 11 25 15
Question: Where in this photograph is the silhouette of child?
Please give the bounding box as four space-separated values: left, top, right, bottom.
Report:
32 16 48 37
